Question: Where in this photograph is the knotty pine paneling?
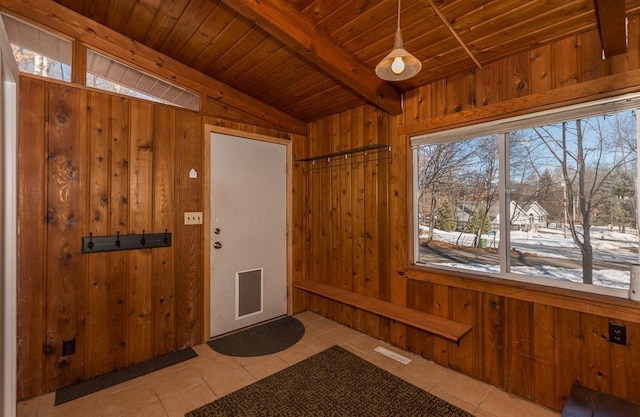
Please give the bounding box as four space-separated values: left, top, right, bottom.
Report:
16 76 204 399
299 106 392 340
174 110 203 349
86 91 112 378
293 21 640 413
16 77 47 400
44 82 88 393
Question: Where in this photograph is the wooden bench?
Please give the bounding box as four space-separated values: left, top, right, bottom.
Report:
293 280 472 344
561 383 640 416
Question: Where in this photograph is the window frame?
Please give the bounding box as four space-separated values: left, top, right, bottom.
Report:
410 93 640 299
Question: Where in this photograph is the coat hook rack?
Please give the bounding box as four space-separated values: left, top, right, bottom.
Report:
297 144 392 171
82 230 172 253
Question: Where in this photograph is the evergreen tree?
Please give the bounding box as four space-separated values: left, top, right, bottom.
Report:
435 201 457 232
465 205 491 235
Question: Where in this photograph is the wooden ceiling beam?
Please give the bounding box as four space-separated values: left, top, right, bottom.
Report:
594 0 627 58
219 0 403 115
0 0 307 135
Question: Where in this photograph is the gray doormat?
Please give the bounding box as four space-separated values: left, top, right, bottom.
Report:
187 345 474 417
54 347 197 405
207 316 305 357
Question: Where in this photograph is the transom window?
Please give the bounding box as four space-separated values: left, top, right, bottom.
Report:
412 95 640 297
86 50 200 111
1 13 199 111
2 14 71 82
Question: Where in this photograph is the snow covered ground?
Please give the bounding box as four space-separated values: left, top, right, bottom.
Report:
419 226 639 290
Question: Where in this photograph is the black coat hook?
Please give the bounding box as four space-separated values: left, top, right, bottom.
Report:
82 231 172 253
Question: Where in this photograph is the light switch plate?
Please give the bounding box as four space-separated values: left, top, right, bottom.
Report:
184 211 203 225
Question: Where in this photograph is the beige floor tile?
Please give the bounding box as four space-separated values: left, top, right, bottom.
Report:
148 366 205 399
298 323 323 341
429 387 479 415
243 354 289 380
293 310 323 325
30 392 56 417
192 354 243 381
96 374 151 397
190 343 218 359
365 349 409 373
144 361 192 381
432 368 492 406
306 317 342 333
346 333 388 354
100 381 159 417
59 393 102 415
160 382 216 417
397 357 450 390
325 323 363 343
123 402 168 417
205 367 257 398
300 333 341 352
16 397 39 417
478 388 560 417
233 352 275 367
275 342 316 365
471 408 500 417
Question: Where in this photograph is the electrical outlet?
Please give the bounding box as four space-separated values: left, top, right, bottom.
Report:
609 322 627 345
62 338 76 356
184 211 203 225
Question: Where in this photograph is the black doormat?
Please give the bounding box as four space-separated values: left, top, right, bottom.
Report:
54 347 197 405
187 345 474 417
207 316 305 357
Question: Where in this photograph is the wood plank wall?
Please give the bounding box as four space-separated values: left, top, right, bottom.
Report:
293 19 640 412
296 106 393 339
16 76 204 399
16 76 307 401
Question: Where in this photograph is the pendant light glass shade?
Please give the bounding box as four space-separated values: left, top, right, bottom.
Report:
375 0 422 81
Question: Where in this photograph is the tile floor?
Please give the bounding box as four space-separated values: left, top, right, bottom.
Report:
17 311 560 417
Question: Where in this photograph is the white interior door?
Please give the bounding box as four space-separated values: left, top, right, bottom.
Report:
210 133 287 337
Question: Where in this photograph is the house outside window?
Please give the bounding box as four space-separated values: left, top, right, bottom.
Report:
412 95 639 297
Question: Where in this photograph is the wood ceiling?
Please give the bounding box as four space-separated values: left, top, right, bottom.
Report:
19 0 640 122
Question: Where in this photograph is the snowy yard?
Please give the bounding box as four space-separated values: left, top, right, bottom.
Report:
419 226 639 290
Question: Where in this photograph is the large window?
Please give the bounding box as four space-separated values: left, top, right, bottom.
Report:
413 96 639 296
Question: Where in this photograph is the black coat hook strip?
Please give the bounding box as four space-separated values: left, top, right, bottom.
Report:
82 232 172 253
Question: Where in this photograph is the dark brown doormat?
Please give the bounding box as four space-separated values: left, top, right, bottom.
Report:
186 345 473 417
55 347 197 405
207 315 304 357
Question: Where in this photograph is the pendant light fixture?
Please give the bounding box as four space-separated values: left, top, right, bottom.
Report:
375 0 422 81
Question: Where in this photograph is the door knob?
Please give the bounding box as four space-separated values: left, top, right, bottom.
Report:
213 242 222 249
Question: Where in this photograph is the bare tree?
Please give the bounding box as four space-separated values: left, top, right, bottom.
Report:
11 45 70 80
531 112 636 284
417 142 469 240
466 136 500 247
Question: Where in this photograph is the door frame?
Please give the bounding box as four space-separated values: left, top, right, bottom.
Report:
1 15 19 417
202 125 292 340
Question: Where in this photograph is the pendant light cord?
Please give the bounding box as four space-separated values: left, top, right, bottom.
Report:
397 0 401 30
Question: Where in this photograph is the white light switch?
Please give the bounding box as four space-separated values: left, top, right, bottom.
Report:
184 212 203 225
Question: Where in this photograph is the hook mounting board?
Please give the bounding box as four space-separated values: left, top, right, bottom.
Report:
82 231 171 253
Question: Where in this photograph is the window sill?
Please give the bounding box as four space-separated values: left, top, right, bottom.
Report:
402 264 640 323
